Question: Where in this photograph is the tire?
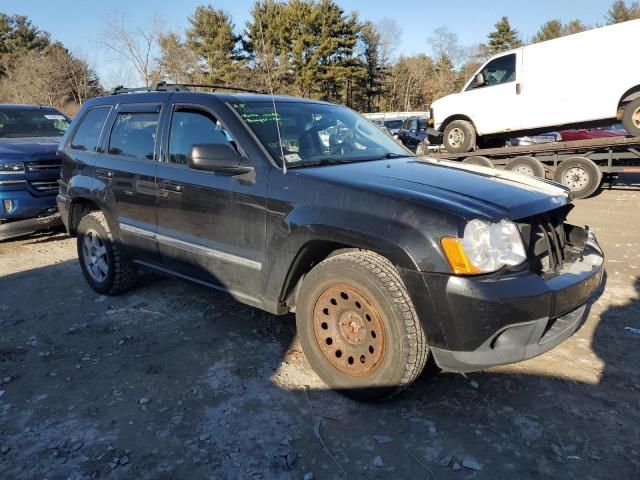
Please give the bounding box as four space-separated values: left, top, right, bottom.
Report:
416 142 427 155
443 120 476 153
553 157 602 199
296 251 429 401
505 156 546 178
622 98 640 136
462 156 493 168
77 211 137 295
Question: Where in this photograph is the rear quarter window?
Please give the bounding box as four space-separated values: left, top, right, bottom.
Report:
70 107 111 152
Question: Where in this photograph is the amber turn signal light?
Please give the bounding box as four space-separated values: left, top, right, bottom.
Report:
440 237 481 275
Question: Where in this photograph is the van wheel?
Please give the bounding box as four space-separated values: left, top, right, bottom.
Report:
553 157 602 199
505 156 546 178
296 251 429 401
443 120 476 153
77 211 137 295
622 98 640 136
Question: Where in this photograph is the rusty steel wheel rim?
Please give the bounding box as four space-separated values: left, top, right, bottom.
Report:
312 284 385 377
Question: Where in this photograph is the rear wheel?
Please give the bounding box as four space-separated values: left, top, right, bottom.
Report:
443 120 476 153
553 157 602 199
505 156 546 178
462 156 493 168
77 211 137 295
622 98 640 136
296 251 429 401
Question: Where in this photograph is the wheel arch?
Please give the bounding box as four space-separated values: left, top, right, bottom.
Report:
618 84 640 111
278 230 420 310
68 196 119 238
440 114 476 133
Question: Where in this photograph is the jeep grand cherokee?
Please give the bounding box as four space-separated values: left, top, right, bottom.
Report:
57 83 604 400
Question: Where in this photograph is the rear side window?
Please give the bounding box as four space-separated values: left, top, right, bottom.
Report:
70 107 110 152
108 112 159 160
168 109 236 165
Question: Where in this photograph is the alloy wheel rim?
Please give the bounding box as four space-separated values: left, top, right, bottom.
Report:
447 128 465 148
312 284 385 377
82 229 109 283
562 167 589 191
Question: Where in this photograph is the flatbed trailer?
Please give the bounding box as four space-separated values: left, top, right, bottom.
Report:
427 135 640 199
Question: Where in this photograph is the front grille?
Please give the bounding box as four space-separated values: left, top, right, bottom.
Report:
25 159 61 172
518 207 587 275
24 159 61 195
29 180 59 192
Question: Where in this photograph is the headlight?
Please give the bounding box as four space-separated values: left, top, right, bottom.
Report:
0 162 25 174
441 219 527 274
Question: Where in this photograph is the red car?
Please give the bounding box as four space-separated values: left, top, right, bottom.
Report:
559 124 628 141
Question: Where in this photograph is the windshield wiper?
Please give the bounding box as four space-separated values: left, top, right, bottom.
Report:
287 158 353 168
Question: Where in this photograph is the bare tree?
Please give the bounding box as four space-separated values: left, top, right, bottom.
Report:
376 17 402 65
0 44 100 114
99 14 162 86
428 26 467 68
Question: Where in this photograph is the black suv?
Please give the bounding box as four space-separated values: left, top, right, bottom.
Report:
57 84 604 400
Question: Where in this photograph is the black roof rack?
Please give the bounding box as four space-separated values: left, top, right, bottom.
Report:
110 81 266 95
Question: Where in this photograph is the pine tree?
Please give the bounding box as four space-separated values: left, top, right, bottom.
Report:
0 13 50 76
532 19 588 43
606 0 640 24
486 17 523 54
186 6 241 84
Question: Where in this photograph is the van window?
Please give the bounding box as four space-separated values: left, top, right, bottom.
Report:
168 109 236 165
70 107 110 152
473 53 516 89
108 112 159 160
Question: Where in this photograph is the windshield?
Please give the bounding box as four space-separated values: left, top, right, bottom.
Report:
0 109 70 139
230 101 411 167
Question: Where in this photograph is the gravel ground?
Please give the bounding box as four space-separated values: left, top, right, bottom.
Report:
1 180 639 480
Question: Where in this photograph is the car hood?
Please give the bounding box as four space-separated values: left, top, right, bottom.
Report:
0 137 62 160
295 156 571 221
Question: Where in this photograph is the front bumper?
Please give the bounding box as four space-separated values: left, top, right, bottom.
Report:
424 237 604 372
0 213 61 241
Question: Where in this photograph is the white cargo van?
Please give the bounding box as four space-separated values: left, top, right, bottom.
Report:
429 19 640 153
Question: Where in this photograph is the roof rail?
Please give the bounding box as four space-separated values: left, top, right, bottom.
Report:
109 81 266 95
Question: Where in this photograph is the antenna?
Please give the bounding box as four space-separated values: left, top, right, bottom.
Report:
258 18 287 174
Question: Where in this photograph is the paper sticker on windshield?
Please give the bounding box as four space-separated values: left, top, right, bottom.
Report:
284 153 302 163
44 114 65 120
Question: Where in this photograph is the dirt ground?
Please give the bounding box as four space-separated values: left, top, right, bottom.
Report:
1 180 639 480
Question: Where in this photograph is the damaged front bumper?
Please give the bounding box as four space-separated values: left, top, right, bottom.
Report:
425 234 604 372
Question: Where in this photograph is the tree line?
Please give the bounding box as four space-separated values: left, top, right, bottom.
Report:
0 0 638 115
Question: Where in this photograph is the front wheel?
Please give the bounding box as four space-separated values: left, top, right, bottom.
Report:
77 211 137 295
622 98 640 136
443 120 476 153
296 251 429 401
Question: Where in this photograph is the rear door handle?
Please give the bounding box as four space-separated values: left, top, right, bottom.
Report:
516 83 522 95
158 180 184 193
95 168 113 178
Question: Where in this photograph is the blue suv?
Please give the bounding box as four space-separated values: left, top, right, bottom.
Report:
0 104 71 240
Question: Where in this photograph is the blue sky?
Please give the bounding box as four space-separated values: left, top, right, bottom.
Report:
1 0 614 86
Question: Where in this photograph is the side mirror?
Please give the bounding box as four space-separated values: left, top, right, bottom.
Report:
474 72 486 88
188 143 251 173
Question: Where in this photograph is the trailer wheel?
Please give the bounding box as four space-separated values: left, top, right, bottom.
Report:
462 156 493 168
443 120 476 153
505 156 546 178
622 98 640 136
553 157 602 199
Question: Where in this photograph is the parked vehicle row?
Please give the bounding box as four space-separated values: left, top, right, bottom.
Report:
55 83 604 400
